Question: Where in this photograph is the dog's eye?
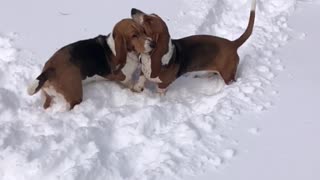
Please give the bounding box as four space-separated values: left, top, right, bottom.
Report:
132 34 138 38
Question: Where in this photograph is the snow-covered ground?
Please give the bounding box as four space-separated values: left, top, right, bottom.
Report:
190 2 320 180
0 0 319 180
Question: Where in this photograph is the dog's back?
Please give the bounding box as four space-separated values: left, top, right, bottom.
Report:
67 35 113 79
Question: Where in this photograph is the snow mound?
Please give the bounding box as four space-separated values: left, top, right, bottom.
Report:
0 0 303 180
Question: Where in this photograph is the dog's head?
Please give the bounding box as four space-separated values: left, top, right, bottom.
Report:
112 18 155 65
131 9 171 78
131 9 170 49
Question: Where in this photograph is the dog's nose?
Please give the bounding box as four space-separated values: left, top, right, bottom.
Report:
149 41 156 49
131 8 143 16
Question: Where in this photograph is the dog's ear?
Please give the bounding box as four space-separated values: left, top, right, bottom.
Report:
113 31 127 68
150 34 169 78
131 8 145 24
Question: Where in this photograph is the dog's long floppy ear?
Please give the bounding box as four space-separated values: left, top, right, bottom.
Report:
150 34 169 78
113 31 127 70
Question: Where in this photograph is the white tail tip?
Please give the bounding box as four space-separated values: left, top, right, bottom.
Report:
27 80 39 95
251 0 257 11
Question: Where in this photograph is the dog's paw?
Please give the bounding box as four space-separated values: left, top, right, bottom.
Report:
120 80 134 90
157 87 167 96
132 84 144 93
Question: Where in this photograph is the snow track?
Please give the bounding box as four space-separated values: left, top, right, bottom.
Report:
0 0 311 180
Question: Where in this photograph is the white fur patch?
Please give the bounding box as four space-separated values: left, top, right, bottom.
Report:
161 39 174 65
139 15 144 24
107 32 116 56
27 79 39 95
121 52 139 86
43 85 70 111
140 54 162 83
251 0 256 11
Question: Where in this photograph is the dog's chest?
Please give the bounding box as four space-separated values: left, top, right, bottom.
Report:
140 54 162 83
120 52 139 83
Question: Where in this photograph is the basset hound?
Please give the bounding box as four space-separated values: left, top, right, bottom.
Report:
27 19 155 110
131 0 256 94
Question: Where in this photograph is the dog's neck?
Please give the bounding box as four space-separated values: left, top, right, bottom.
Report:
106 32 116 56
97 35 114 58
161 38 175 66
97 34 118 72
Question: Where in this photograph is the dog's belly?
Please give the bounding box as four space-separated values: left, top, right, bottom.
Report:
82 75 106 85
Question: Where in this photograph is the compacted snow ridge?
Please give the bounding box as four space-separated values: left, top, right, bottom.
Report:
0 0 313 180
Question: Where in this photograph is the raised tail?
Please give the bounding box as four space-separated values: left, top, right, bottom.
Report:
233 0 256 48
27 68 54 95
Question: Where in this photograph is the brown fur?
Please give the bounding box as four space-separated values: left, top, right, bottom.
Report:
131 7 255 91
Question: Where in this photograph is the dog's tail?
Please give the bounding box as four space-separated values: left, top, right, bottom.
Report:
27 68 55 95
233 0 256 48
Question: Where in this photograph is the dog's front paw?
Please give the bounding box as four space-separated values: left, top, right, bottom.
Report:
157 87 167 96
132 75 146 93
132 84 144 93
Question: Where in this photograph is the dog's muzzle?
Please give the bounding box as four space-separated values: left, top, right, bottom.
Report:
144 39 156 53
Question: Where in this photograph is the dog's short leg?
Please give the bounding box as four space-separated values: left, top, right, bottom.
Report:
42 91 52 109
133 74 146 92
157 87 167 96
220 70 236 85
157 83 169 95
61 70 83 110
69 99 82 110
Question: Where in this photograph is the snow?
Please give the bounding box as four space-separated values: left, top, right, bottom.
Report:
222 149 236 159
186 1 320 180
248 128 260 135
0 0 319 180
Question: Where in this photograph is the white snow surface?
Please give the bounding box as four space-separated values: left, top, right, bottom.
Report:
0 0 317 180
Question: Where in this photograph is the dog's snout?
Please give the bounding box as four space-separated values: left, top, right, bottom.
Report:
149 41 156 49
144 39 155 53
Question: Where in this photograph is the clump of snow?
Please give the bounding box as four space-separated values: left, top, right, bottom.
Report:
0 0 308 180
248 128 261 135
222 149 236 159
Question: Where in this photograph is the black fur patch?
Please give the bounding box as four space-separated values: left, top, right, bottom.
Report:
68 35 113 79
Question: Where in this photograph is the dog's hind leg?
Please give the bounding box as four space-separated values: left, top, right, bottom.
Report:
220 66 237 85
64 81 83 110
42 91 52 109
60 68 83 110
220 55 239 85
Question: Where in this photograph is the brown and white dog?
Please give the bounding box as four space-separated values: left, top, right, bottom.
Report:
27 19 155 110
131 0 256 93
